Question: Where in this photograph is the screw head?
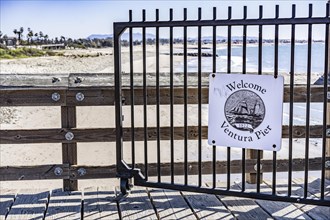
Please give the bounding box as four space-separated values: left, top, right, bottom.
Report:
254 164 263 171
52 92 60 102
327 92 330 100
212 74 216 78
325 160 330 168
78 168 87 176
65 132 74 141
54 167 63 176
76 92 85 101
327 129 330 137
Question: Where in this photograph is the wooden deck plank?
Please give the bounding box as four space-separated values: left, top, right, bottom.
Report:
181 190 234 220
238 182 312 220
148 188 196 219
45 189 81 220
0 189 16 220
292 178 330 220
83 186 119 219
264 178 329 220
211 182 272 220
5 189 49 220
119 186 158 220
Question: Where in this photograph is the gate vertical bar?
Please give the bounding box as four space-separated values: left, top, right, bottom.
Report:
142 9 148 180
256 5 264 193
247 5 264 187
183 8 188 186
227 6 232 190
198 7 202 188
212 6 217 189
322 2 330 197
304 4 313 198
241 5 247 192
155 9 161 183
288 4 296 197
129 10 135 170
272 5 279 195
169 8 175 184
114 22 124 177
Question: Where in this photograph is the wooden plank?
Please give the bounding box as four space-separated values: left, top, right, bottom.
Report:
45 189 82 220
83 186 119 219
181 190 234 219
292 178 330 220
0 164 69 181
0 128 115 144
1 157 329 181
119 186 157 219
68 73 113 87
0 189 16 220
0 89 67 106
237 182 312 220
66 89 115 106
209 182 271 220
265 179 330 220
246 150 263 184
0 85 327 106
0 125 326 144
0 74 69 87
61 106 78 191
6 189 49 220
148 188 195 219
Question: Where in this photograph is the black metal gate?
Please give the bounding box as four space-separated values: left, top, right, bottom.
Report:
114 3 330 206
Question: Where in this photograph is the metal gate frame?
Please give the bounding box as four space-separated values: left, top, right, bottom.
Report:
114 4 330 206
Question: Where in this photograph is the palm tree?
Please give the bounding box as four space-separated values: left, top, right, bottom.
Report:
13 27 24 44
44 34 49 44
27 28 34 44
60 36 66 45
39 31 44 43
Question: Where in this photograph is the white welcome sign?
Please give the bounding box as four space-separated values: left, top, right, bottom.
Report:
208 73 284 151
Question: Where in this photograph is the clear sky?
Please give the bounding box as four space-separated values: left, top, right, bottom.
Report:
0 0 328 40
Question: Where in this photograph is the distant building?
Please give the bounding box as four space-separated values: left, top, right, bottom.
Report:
1 37 17 46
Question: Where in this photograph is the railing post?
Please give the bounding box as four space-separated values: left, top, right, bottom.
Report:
61 106 78 191
326 1 330 179
246 149 263 184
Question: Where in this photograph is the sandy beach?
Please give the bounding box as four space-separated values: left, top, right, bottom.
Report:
0 45 323 190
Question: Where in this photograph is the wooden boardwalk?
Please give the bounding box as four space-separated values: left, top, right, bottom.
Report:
1 178 329 220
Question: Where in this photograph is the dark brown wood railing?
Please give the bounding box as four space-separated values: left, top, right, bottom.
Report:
1 73 329 191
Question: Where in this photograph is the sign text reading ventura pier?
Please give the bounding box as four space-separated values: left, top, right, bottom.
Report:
208 73 284 151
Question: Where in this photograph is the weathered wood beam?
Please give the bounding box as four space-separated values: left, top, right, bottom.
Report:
0 86 327 106
1 158 328 181
0 125 326 144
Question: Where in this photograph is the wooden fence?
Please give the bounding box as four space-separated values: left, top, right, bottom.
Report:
1 73 329 191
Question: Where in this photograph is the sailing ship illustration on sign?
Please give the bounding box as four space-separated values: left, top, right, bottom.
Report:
224 90 265 132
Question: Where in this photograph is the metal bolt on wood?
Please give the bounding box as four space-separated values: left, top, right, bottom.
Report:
327 128 330 137
52 92 60 102
65 132 74 141
54 167 63 176
78 168 87 176
254 164 263 171
75 92 85 101
325 160 330 168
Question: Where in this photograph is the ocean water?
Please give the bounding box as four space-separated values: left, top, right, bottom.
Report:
175 42 326 75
